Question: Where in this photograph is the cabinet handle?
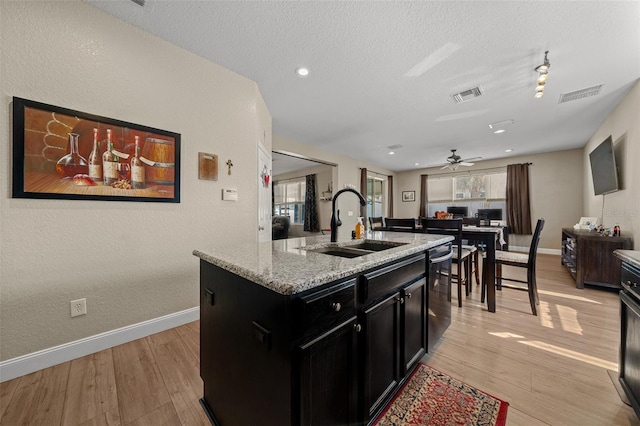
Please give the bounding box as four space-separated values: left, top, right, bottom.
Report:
331 302 341 312
354 324 362 333
406 292 412 299
395 296 404 304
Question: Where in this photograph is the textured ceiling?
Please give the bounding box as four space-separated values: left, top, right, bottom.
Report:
88 0 640 171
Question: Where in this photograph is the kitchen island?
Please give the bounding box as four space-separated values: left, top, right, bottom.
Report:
193 231 453 426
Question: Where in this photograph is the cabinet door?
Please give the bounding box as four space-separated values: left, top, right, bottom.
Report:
298 316 359 426
362 292 401 421
402 278 426 374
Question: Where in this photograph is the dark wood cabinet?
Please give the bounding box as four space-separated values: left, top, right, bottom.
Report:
199 248 447 426
362 292 401 420
562 228 633 289
402 278 427 374
298 316 359 426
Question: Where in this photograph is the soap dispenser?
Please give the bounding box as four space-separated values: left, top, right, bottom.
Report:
355 217 364 239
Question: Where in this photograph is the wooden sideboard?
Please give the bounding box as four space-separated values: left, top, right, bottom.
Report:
561 228 633 289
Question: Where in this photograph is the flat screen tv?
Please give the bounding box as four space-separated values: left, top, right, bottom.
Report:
589 136 620 195
447 206 468 218
477 208 502 220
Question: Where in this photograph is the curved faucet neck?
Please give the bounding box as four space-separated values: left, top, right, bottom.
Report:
330 188 367 242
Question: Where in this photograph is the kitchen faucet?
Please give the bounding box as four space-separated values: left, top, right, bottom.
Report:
330 188 366 242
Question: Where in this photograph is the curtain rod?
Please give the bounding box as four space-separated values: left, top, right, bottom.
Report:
428 163 532 177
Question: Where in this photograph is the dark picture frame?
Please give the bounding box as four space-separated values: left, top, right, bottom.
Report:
12 97 180 203
402 190 415 202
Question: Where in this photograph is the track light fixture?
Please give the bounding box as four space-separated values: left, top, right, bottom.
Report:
534 51 550 99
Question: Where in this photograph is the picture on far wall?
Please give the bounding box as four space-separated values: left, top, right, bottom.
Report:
12 97 181 203
402 190 415 202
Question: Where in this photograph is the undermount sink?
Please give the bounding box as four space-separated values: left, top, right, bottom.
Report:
308 246 371 258
346 240 408 251
305 240 408 258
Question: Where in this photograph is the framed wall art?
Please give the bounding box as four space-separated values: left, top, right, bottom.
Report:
402 190 415 202
12 97 180 203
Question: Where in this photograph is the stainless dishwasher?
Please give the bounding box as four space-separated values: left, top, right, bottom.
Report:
427 243 453 352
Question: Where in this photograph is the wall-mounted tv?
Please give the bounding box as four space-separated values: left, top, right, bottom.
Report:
589 136 620 195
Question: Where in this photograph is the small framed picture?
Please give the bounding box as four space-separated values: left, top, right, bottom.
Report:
402 190 415 202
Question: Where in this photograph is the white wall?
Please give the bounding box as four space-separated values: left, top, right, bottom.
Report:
584 81 639 243
0 1 270 361
395 149 584 250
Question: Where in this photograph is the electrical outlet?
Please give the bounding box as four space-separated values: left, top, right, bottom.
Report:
70 298 87 317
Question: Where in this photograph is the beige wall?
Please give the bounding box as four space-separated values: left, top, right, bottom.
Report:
273 135 395 236
583 81 639 243
395 149 584 250
0 2 270 360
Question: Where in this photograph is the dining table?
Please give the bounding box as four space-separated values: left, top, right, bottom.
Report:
379 224 504 313
459 225 505 313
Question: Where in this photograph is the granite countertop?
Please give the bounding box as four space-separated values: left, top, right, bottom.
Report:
614 250 640 269
193 231 453 295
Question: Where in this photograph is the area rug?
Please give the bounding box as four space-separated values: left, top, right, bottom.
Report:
373 363 509 426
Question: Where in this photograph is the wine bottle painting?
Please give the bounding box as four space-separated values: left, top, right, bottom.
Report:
12 97 180 203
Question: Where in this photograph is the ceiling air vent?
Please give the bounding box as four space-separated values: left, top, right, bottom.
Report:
130 0 145 6
451 87 483 104
558 84 604 104
387 144 403 150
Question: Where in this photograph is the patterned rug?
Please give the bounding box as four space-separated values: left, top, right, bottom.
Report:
374 363 509 426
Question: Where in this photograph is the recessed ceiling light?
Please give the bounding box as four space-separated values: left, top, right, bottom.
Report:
494 129 506 134
505 149 513 153
388 151 395 155
414 163 420 166
295 67 309 77
489 119 515 130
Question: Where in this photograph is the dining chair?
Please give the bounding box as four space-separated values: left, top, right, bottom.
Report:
422 218 472 307
461 217 481 287
384 218 416 231
368 216 384 230
481 219 545 315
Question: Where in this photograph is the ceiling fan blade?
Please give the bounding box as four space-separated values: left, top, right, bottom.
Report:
460 162 475 167
461 156 482 162
441 164 451 170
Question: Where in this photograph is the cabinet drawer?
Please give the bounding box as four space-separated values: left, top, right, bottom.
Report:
296 279 356 339
360 254 426 305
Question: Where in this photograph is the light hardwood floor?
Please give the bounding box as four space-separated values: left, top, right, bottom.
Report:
1 254 638 425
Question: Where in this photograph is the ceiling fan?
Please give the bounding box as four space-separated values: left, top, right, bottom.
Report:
441 149 482 170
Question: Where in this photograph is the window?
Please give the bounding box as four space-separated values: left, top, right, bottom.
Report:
427 170 506 218
366 177 384 218
273 178 306 224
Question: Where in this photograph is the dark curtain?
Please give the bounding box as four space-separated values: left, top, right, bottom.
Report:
360 168 368 222
387 175 394 218
506 163 533 235
419 174 428 218
304 174 320 232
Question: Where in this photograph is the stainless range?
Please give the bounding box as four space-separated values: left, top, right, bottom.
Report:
619 259 640 420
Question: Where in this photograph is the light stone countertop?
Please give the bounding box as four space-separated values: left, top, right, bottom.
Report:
614 250 640 270
193 231 453 295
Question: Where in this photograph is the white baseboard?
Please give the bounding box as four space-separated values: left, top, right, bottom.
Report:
0 307 199 383
510 245 561 256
